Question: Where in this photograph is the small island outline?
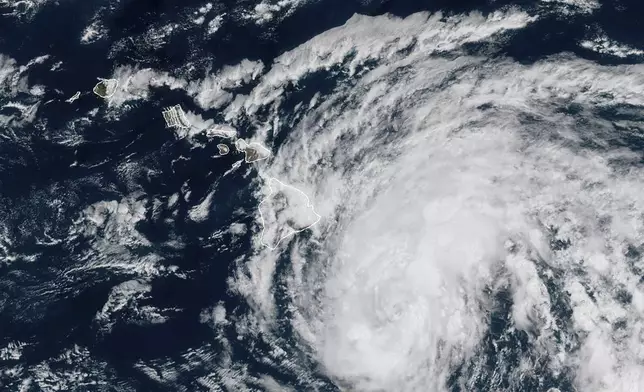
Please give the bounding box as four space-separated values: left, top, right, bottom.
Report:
235 139 271 163
92 78 119 99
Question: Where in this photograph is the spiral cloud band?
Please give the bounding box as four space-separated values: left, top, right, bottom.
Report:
226 9 644 392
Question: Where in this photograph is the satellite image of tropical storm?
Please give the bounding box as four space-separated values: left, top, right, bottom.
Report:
2 0 644 391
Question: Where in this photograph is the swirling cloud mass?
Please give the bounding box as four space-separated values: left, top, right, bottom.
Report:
229 10 644 392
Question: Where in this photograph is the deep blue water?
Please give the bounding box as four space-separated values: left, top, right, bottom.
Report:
1 0 644 390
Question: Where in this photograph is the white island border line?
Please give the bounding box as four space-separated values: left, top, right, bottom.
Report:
257 177 321 250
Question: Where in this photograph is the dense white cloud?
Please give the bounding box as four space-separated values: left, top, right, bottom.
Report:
0 54 49 135
0 54 48 98
216 9 644 392
580 34 644 58
80 19 107 44
67 194 183 278
104 59 264 124
243 0 309 25
0 341 27 361
224 10 537 124
188 188 217 222
95 279 177 333
541 0 600 15
0 0 53 19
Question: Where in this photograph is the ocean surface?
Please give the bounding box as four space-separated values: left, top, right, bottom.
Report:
2 0 644 391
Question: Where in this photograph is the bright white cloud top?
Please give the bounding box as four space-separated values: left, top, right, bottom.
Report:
222 9 644 392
